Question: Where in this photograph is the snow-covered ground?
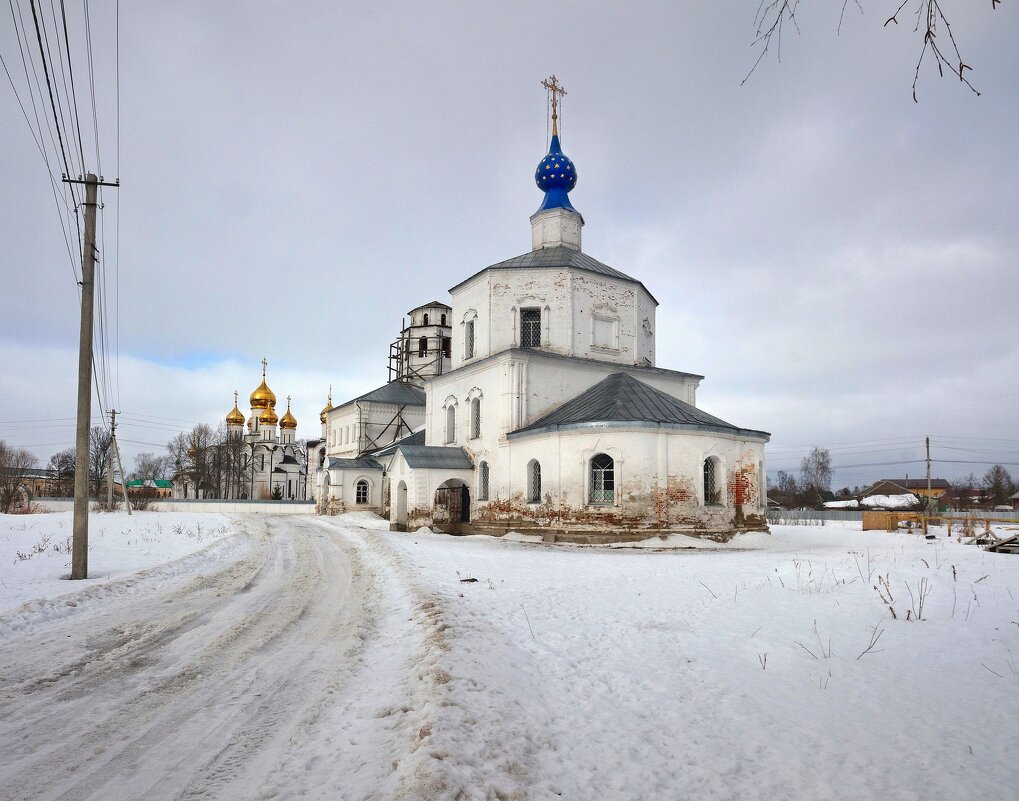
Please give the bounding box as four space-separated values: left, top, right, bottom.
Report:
1 511 1016 801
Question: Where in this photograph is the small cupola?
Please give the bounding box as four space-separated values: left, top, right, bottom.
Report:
531 75 583 252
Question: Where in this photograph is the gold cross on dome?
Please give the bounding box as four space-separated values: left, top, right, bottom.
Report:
234 390 239 405
541 74 567 136
261 357 268 377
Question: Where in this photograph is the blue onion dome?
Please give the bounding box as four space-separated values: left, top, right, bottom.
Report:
534 134 578 213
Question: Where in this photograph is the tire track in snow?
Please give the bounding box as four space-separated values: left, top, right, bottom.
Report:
0 516 436 801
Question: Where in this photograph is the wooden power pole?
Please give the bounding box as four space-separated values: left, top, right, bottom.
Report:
65 173 119 580
110 409 131 514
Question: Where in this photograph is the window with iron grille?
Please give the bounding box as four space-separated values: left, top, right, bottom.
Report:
520 308 541 348
589 453 614 504
527 460 541 503
445 405 456 444
703 458 719 505
470 398 481 439
355 479 369 504
465 320 475 358
478 461 489 501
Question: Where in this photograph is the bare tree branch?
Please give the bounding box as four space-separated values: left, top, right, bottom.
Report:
747 1 1003 98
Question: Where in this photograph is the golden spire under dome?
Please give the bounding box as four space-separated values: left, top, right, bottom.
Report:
250 357 277 409
320 385 333 424
280 396 298 430
226 390 245 426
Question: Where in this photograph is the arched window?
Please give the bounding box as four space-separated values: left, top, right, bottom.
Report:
445 405 456 444
465 319 475 359
355 479 369 504
470 397 481 439
704 457 720 505
440 313 447 326
418 336 427 357
527 459 541 503
442 337 451 358
478 461 490 501
423 313 429 326
589 453 614 505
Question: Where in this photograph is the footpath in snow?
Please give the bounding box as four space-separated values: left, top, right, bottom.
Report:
0 510 1017 801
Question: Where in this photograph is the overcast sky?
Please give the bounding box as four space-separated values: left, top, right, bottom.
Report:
2 1 1017 490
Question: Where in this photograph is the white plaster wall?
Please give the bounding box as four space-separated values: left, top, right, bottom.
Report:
386 453 474 525
324 467 383 509
452 275 491 367
325 401 424 457
425 351 701 452
452 266 657 370
480 427 766 527
570 273 657 366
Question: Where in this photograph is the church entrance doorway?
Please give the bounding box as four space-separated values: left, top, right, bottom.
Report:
434 479 470 534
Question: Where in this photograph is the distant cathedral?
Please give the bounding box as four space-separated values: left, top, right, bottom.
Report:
311 77 770 542
224 359 307 500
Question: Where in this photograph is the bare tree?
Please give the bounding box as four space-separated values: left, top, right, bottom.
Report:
946 472 977 511
46 448 76 497
0 440 39 512
800 446 833 506
88 427 113 498
746 1 1005 99
130 451 171 483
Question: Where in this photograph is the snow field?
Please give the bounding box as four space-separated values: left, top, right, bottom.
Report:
381 522 1019 800
0 511 239 627
1 512 1016 800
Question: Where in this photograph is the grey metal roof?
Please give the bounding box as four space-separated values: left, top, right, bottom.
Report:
337 381 425 408
449 246 658 305
408 300 451 313
510 373 769 440
397 445 474 470
371 428 425 458
325 456 383 471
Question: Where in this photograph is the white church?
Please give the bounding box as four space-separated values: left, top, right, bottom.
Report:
315 79 769 542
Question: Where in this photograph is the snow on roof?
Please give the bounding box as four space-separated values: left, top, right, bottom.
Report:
861 494 919 509
823 499 859 509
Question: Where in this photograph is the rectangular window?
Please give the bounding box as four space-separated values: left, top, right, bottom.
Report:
443 337 451 358
520 308 541 348
465 320 475 359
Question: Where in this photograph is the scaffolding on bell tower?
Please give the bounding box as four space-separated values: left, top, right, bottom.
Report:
387 301 453 387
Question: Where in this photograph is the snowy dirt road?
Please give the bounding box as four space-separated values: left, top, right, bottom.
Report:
0 516 448 801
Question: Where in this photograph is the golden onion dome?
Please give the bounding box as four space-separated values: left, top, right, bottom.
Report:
319 386 333 424
259 405 279 426
249 358 277 409
280 396 298 430
226 391 245 426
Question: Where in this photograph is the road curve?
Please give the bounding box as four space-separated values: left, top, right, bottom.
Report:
0 516 445 801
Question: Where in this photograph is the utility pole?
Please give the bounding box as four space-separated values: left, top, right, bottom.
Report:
110 409 131 515
66 173 119 580
924 435 932 535
107 410 115 510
